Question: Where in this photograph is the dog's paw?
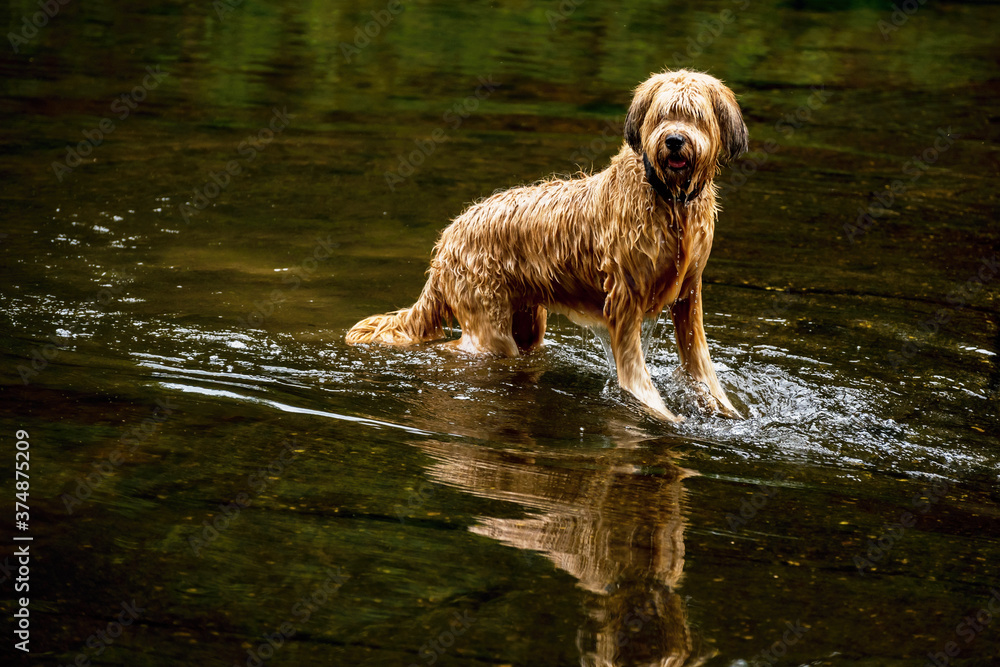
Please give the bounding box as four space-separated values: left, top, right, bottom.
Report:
691 383 743 420
714 401 743 420
656 407 686 424
634 399 684 423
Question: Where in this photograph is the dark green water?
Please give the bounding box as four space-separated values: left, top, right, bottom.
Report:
1 1 998 665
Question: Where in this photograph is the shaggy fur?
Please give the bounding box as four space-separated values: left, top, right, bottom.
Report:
347 69 748 421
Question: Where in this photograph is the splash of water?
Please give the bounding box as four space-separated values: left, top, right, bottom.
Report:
588 313 667 376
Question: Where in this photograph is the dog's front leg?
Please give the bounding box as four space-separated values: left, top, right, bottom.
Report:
671 277 741 418
607 308 682 423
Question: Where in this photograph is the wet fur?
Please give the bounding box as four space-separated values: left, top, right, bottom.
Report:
346 69 748 421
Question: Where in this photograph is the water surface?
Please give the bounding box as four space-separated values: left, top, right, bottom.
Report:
1 1 998 665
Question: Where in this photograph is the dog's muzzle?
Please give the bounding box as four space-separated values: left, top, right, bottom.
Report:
664 135 688 170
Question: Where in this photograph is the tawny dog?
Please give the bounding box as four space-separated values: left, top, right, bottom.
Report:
347 69 747 421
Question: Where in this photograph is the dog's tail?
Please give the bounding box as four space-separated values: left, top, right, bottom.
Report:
346 273 450 346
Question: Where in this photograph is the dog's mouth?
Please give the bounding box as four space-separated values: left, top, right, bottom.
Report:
667 156 688 170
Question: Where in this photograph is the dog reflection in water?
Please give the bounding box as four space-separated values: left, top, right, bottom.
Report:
347 69 747 422
416 438 714 666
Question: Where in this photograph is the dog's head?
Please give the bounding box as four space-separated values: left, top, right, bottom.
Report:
624 69 748 198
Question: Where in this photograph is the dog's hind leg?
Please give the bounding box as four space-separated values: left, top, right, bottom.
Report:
511 305 547 353
608 309 682 422
447 301 520 357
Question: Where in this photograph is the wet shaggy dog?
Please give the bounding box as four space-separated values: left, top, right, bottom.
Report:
347 69 748 421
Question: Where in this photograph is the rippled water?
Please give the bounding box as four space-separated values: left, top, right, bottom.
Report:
2 0 999 665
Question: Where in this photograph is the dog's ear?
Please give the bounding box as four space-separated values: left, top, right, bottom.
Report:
624 80 655 154
712 85 749 164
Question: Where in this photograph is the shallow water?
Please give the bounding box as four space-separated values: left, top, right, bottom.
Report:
2 0 999 665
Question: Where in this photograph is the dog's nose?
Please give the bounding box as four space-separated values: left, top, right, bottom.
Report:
665 134 685 152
